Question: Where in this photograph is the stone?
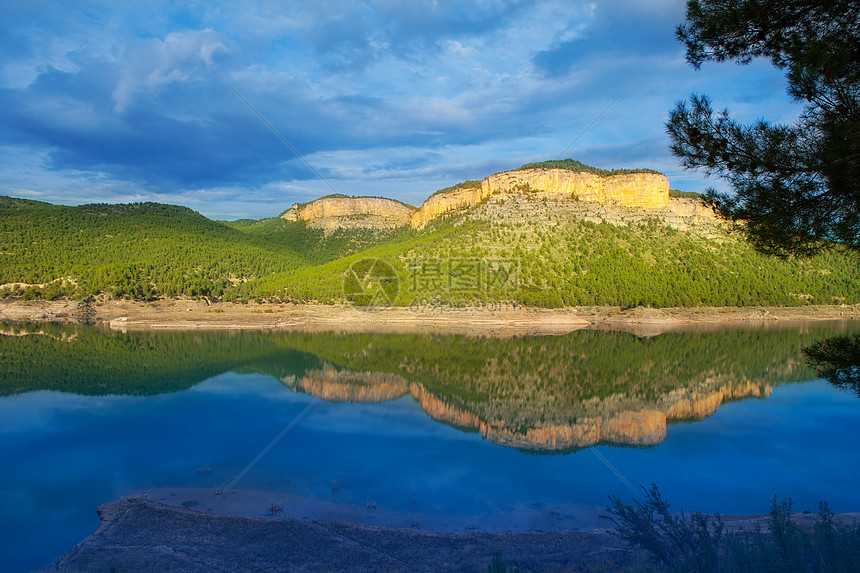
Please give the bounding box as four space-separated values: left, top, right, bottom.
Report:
410 169 671 228
280 196 416 230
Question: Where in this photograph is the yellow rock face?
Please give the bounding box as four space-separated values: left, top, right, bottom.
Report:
281 197 416 229
409 383 482 429
665 381 771 421
283 367 410 402
278 169 712 231
283 363 771 451
409 184 489 228
484 169 605 202
668 197 720 223
601 410 667 445
410 168 670 228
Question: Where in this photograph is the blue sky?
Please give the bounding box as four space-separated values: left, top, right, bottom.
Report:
0 0 802 220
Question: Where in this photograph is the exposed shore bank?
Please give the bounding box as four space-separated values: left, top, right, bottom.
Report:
2 299 859 336
40 495 640 572
42 494 860 573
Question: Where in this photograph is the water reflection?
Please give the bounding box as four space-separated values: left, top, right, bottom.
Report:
804 334 860 397
2 320 856 451
278 328 825 451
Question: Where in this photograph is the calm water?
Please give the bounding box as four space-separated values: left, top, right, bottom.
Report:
1 321 859 572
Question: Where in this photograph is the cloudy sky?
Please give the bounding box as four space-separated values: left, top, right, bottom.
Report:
0 0 802 220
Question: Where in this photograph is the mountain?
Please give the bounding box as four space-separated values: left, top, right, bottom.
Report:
246 161 859 307
1 160 858 306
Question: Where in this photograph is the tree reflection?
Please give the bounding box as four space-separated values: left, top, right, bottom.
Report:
804 335 860 398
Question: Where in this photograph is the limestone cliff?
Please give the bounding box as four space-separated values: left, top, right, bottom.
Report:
281 196 416 230
409 383 482 429
410 169 671 228
281 365 410 402
476 410 666 451
485 379 771 451
474 380 769 451
668 197 721 225
409 184 489 229
284 362 771 451
278 166 720 232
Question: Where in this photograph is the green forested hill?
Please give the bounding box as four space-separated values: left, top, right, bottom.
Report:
223 216 409 264
0 197 306 299
248 205 860 308
1 191 858 307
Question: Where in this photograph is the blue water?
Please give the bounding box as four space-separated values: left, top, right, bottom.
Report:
1 369 859 572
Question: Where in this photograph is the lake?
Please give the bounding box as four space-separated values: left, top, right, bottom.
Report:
1 320 859 572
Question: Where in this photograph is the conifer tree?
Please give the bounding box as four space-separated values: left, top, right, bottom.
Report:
667 0 860 256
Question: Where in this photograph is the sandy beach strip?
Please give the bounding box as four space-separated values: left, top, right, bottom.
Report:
2 299 859 335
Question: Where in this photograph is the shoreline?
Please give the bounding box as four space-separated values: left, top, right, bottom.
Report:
141 486 613 533
43 494 860 572
2 299 859 336
141 486 860 536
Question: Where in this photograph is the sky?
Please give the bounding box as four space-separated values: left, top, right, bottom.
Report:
0 0 803 220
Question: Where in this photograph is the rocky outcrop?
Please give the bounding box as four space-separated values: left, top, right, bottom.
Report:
478 410 666 451
44 495 643 572
409 184 489 229
600 410 667 445
664 380 771 420
410 169 671 228
281 366 410 402
409 383 483 429
484 170 668 208
668 197 720 224
284 363 769 452
281 197 416 230
474 380 770 451
481 420 600 451
278 168 720 232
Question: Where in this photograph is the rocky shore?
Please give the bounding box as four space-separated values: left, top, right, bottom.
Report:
2 299 858 336
41 494 860 572
40 494 643 572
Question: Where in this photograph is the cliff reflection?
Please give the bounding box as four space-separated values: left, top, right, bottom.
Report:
2 321 856 451
279 329 807 451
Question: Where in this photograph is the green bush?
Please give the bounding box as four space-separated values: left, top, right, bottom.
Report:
607 484 860 572
669 189 705 199
517 158 662 176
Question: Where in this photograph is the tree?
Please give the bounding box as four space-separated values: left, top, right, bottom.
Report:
803 334 860 397
667 0 860 257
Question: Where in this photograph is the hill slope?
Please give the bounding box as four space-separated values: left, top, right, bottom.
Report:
1 159 858 307
0 197 306 300
224 216 409 265
248 190 859 307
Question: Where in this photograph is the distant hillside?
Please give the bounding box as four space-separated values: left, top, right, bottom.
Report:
1 158 858 307
249 191 860 307
0 322 320 396
0 197 305 300
224 216 409 265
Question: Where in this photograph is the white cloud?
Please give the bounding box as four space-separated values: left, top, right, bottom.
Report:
112 29 228 112
0 0 808 216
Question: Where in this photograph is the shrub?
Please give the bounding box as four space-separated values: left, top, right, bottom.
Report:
606 484 860 573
